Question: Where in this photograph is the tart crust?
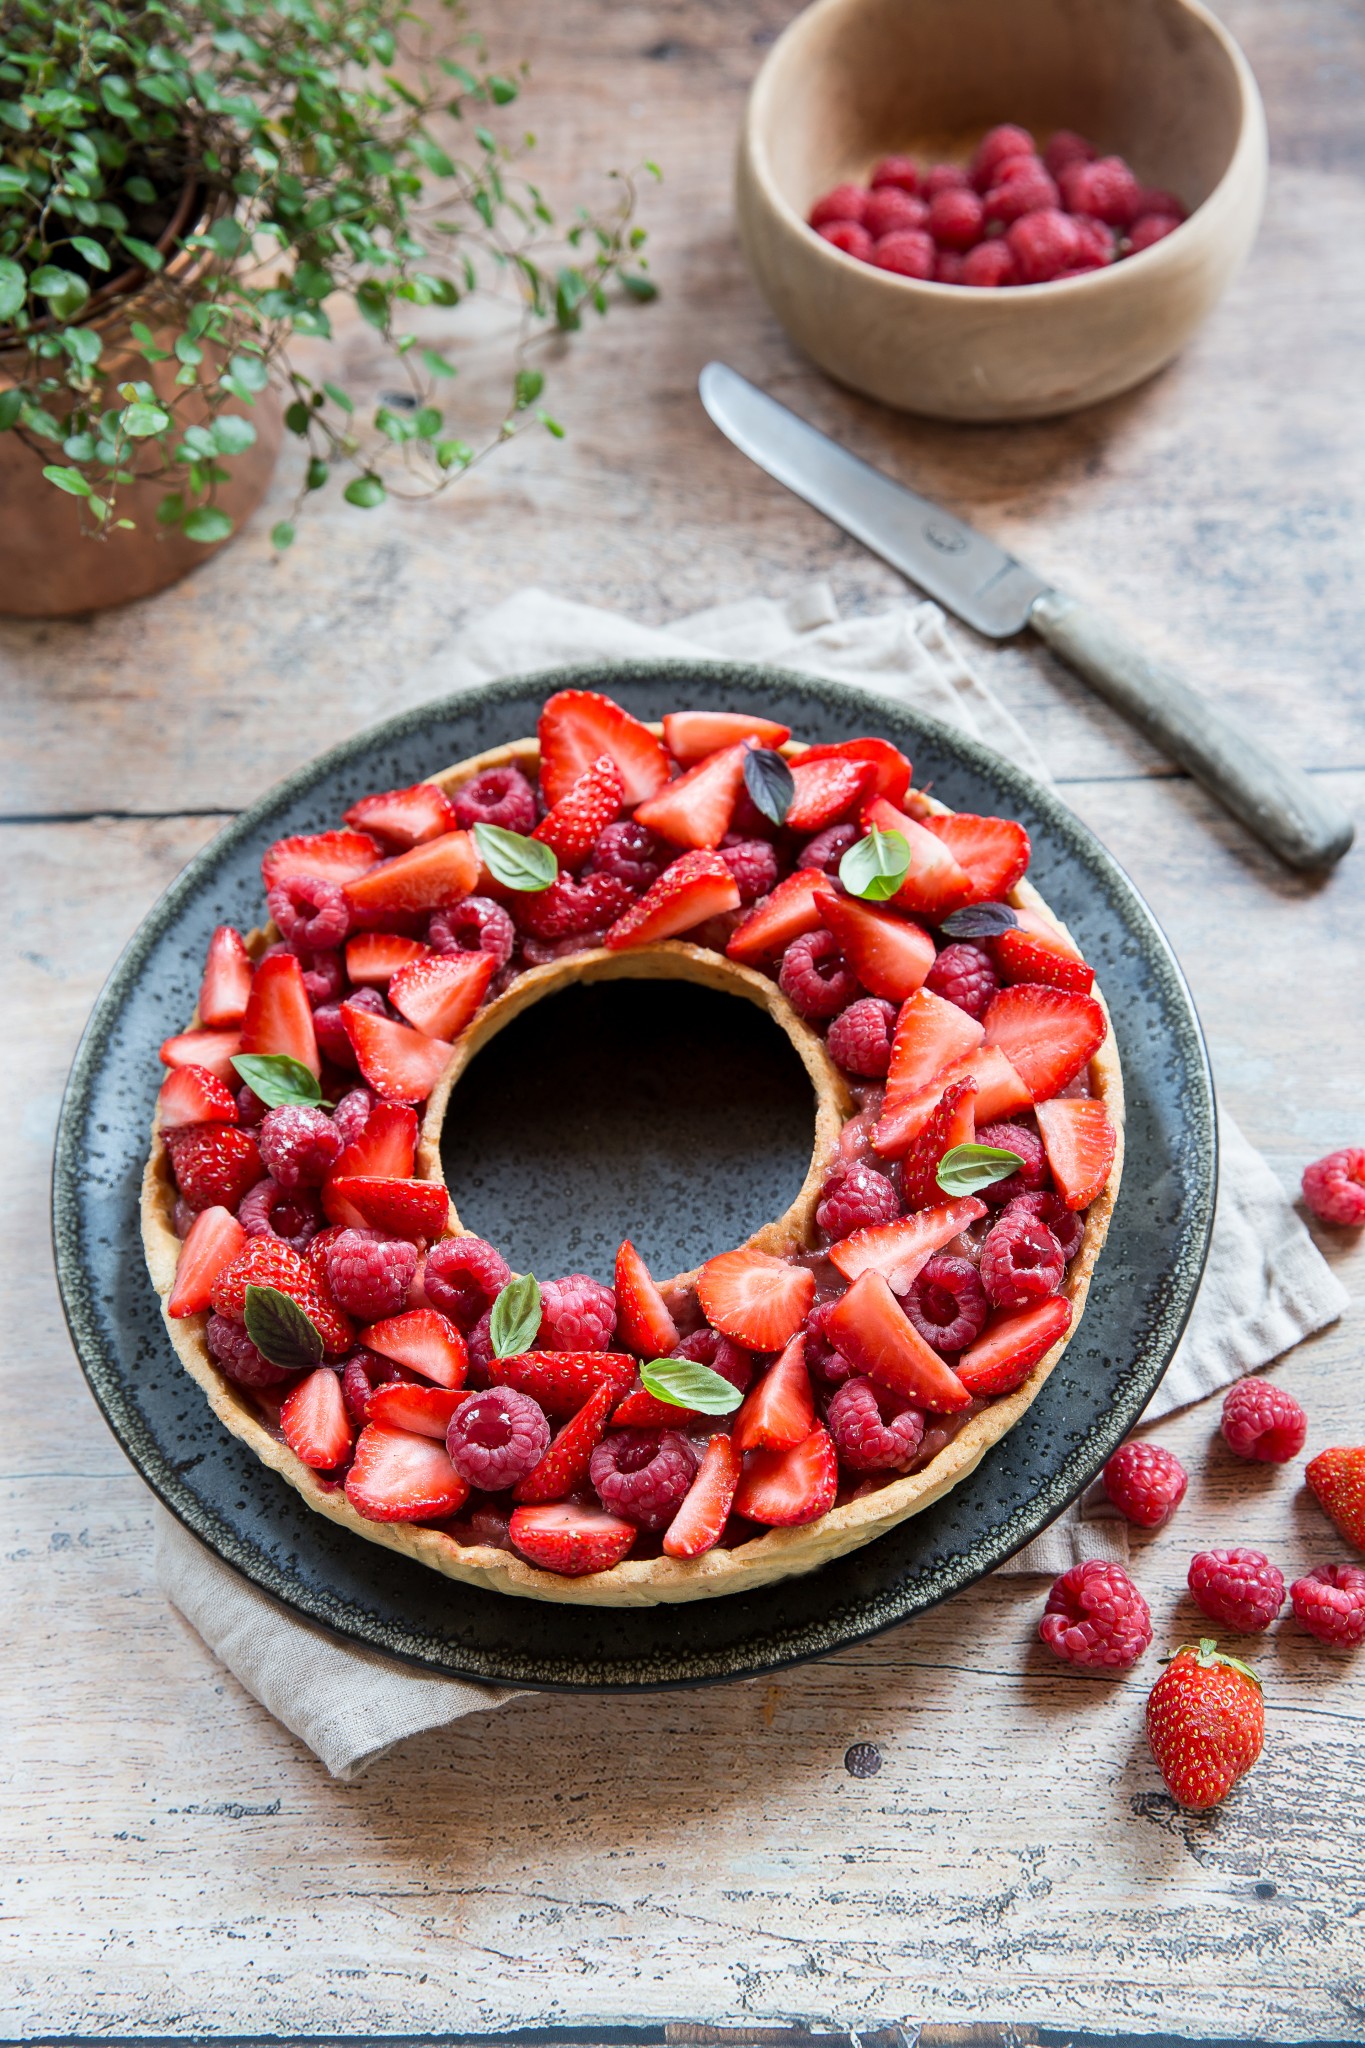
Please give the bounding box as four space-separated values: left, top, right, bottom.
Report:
142 733 1124 1606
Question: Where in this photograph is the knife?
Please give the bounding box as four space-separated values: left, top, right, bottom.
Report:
699 362 1354 873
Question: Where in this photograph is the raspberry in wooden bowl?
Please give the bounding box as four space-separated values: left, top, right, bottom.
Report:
735 0 1267 420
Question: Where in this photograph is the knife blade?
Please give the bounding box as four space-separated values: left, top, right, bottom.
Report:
699 362 1353 873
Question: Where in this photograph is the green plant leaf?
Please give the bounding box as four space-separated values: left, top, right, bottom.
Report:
231 1052 323 1109
343 473 386 509
271 521 296 550
839 826 911 903
622 273 658 301
473 822 557 892
183 505 233 543
934 1143 1025 1197
939 902 1018 939
639 1357 743 1415
514 367 544 409
742 745 793 826
243 1283 324 1372
489 1273 541 1358
0 258 25 322
30 266 89 316
69 236 112 273
42 465 91 497
212 413 256 454
121 401 171 437
117 234 164 272
0 389 23 432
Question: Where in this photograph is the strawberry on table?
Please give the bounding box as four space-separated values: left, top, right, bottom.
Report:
732 1333 815 1452
341 1003 453 1103
198 925 253 1028
261 829 381 891
343 781 460 849
1146 1641 1264 1809
613 1239 680 1357
696 1247 814 1351
1035 1095 1117 1208
633 745 747 851
280 1366 354 1470
662 1434 742 1557
663 711 791 763
508 1501 637 1576
387 950 496 1040
159 1028 243 1086
603 850 740 949
240 952 320 1078
818 891 935 1003
726 869 833 965
344 1424 470 1522
167 1205 247 1318
732 1426 838 1527
1305 1445 1365 1551
983 984 1107 1102
537 689 671 808
512 1379 618 1504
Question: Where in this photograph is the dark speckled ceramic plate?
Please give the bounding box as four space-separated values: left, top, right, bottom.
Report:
53 661 1215 1690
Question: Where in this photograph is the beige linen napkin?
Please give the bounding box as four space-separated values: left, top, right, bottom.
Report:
156 581 1347 1770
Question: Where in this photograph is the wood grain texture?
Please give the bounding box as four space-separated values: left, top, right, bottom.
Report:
2 0 1364 2036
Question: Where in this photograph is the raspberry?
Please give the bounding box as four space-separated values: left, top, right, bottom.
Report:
869 155 919 194
429 895 516 970
925 940 999 1019
209 1237 353 1353
423 1235 512 1329
1070 214 1116 265
466 1305 495 1379
816 1159 899 1241
206 1311 297 1388
324 1228 418 1320
298 949 344 1007
1102 1440 1189 1528
796 823 860 874
924 163 969 197
164 1124 262 1213
590 1429 697 1530
1301 1147 1365 1227
971 124 1036 190
237 1085 268 1127
1188 1548 1285 1633
1220 1377 1308 1463
538 1272 617 1351
314 986 387 1067
983 161 1059 228
267 873 350 953
818 222 873 260
803 1297 858 1385
339 1348 401 1427
1290 1563 1365 1649
1039 1559 1153 1670
827 996 897 1078
779 928 860 1020
238 1176 323 1251
975 1118 1046 1203
587 819 667 893
865 188 929 238
520 934 606 966
1043 130 1096 179
1007 208 1082 284
258 1104 343 1190
827 1377 926 1471
902 1253 988 1352
514 871 633 940
445 1387 550 1492
961 240 1016 287
928 187 984 250
670 1326 752 1398
934 251 966 285
872 229 935 279
719 838 778 905
331 1085 376 1149
1059 156 1141 227
1135 187 1186 221
172 1196 196 1239
450 764 537 833
1000 1190 1084 1262
809 184 868 229
979 1210 1064 1308
1127 213 1181 254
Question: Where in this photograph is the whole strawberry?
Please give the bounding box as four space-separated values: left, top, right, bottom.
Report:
1305 1445 1365 1551
1146 1639 1264 1810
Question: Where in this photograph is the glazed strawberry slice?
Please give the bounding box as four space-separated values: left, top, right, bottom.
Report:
726 869 833 965
342 1003 453 1103
614 1239 680 1356
662 1434 742 1557
923 811 1030 901
533 753 624 869
343 781 460 849
632 744 748 851
884 987 984 1105
875 1044 1031 1155
240 952 320 1078
342 830 479 920
344 931 429 987
365 1381 464 1439
362 1307 468 1387
696 1248 814 1350
261 829 381 890
537 688 671 807
732 1333 815 1452
863 798 975 918
955 1295 1072 1397
733 1426 838 1527
330 1100 418 1181
388 950 496 1040
785 755 874 832
199 925 252 1028
898 1076 979 1211
512 1379 618 1504
324 1175 449 1241
789 737 912 808
508 1501 637 1575
829 1196 988 1292
160 1028 243 1086
345 1424 470 1522
818 892 935 1003
488 1349 636 1418
663 711 791 763
1035 1096 1117 1209
167 1205 247 1317
604 850 741 949
157 1064 239 1131
825 1270 972 1412
983 985 1107 1101
994 907 1094 994
280 1366 354 1470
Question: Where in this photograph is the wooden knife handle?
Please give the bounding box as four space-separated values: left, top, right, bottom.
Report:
1029 590 1355 872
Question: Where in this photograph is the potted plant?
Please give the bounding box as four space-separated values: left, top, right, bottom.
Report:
0 0 656 616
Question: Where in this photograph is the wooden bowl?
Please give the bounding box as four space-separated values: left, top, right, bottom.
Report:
735 0 1267 421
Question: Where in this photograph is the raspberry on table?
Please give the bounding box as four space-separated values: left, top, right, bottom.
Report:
1290 1563 1365 1649
902 1252 988 1353
1220 1377 1308 1463
590 1428 697 1530
1301 1147 1365 1227
1007 208 1082 284
538 1272 617 1351
827 1377 926 1471
925 940 999 1019
970 124 1036 191
1039 1559 1153 1670
238 1175 323 1251
587 819 667 893
267 873 350 954
928 187 984 250
207 1311 297 1388
446 1387 550 1492
258 1104 344 1190
1128 214 1182 253
1059 155 1141 226
331 1086 376 1150
975 1118 1046 1203
872 228 935 279
961 240 1017 288
429 895 516 969
796 823 860 874
451 764 537 834
983 161 1060 228
816 1159 899 1241
869 156 919 194
423 1236 513 1329
827 996 897 1079
324 1228 418 1320
719 838 779 904
979 1209 1065 1309
1102 1440 1189 1529
779 928 860 1020
809 184 869 229
1001 1190 1085 1262
818 222 874 260
1188 1548 1285 1633
514 871 633 940
865 188 929 239
165 1124 262 1213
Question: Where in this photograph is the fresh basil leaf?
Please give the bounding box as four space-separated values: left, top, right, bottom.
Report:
935 1142 1025 1197
489 1272 541 1357
474 822 558 892
838 825 911 903
639 1356 743 1415
939 901 1019 939
243 1283 324 1372
742 744 794 826
232 1052 323 1109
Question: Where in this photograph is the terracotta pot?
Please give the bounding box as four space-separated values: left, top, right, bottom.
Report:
0 184 282 617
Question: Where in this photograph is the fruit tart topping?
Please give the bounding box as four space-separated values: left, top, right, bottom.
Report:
662 1434 743 1558
345 1424 470 1523
512 1380 618 1505
445 1386 550 1490
637 1354 745 1418
826 1377 926 1471
508 1501 637 1576
281 1366 353 1471
199 925 253 1028
343 780 460 849
697 1247 815 1351
732 1425 839 1527
450 765 538 834
604 849 741 949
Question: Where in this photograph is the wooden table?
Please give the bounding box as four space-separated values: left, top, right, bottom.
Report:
4 0 1363 2038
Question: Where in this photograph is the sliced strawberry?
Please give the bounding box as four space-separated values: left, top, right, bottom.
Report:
863 797 975 918
532 753 624 869
824 1270 972 1412
330 1100 418 1181
388 950 496 1040
342 1003 452 1103
240 952 320 1078
324 1175 449 1241
345 1424 470 1522
818 892 935 1003
604 850 741 949
663 711 791 763
1035 1096 1117 1210
343 781 460 850
508 1501 637 1575
159 1028 243 1086
884 988 984 1105
785 755 874 832
157 1064 239 1132
488 1349 636 1418
537 689 671 808
899 1076 978 1212
696 1248 814 1351
789 737 912 808
994 908 1094 994
199 925 253 1028
167 1205 247 1318
344 931 429 987
956 1295 1072 1397
876 1044 1032 1155
512 1379 617 1504
632 744 748 851
342 830 479 921
662 1433 742 1557
365 1381 464 1439
362 1307 468 1388
924 810 1030 901
613 1239 680 1357
983 985 1107 1101
725 869 833 965
733 1426 838 1527
280 1366 354 1471
828 1197 988 1292
261 829 381 890
732 1333 815 1453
